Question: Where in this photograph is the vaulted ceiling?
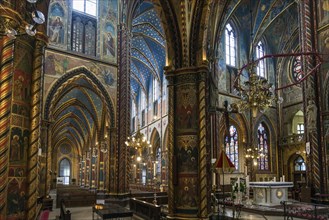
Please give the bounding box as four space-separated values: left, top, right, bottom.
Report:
130 0 166 98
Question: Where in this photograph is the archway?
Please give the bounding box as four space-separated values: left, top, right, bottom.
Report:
59 158 71 185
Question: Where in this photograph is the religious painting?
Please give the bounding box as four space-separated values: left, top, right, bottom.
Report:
175 85 198 131
48 1 67 47
318 0 329 28
6 178 26 219
9 127 23 162
44 50 117 87
13 69 30 102
99 0 118 63
176 136 198 173
176 177 198 212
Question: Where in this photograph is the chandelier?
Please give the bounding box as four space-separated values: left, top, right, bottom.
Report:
125 128 152 163
0 0 46 38
245 144 265 166
233 62 283 118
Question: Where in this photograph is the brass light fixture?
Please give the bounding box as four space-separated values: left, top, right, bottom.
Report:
233 62 283 118
0 0 46 38
125 127 152 162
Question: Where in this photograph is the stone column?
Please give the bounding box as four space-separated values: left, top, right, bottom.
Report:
108 128 116 192
114 23 131 194
298 0 324 193
26 36 47 220
166 64 211 219
0 31 15 220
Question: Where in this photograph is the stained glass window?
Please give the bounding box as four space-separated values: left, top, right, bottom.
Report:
256 41 266 78
257 122 269 170
59 158 71 185
72 17 84 53
85 21 96 55
292 56 303 82
71 5 97 56
225 125 239 170
297 123 304 134
225 23 236 67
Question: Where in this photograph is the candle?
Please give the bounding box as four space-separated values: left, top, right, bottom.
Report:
283 175 285 182
238 177 240 192
280 177 283 182
274 177 276 182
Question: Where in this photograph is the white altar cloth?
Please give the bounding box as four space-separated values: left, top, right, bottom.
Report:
249 182 293 206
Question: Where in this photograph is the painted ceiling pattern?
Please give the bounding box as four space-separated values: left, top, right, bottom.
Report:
226 0 298 55
130 0 166 97
51 77 108 155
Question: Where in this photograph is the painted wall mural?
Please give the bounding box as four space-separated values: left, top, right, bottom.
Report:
48 0 68 49
44 50 117 106
99 0 118 63
175 85 198 131
6 178 26 219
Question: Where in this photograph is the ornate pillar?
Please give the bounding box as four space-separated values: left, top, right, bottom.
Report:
108 127 116 192
45 121 53 193
166 64 211 219
0 33 15 220
114 23 131 194
26 36 47 220
299 0 324 193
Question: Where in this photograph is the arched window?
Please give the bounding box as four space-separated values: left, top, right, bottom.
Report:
294 156 306 171
153 77 159 116
73 0 97 16
156 147 161 176
256 41 266 78
59 158 71 185
257 122 269 170
225 23 236 67
131 101 137 131
225 125 239 170
292 56 303 82
140 91 146 126
72 0 97 55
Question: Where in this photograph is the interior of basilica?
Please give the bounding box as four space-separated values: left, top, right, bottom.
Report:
1 0 329 219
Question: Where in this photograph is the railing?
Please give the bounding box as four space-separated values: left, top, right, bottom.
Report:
129 183 161 192
281 201 329 220
60 199 71 220
279 134 304 146
130 198 161 220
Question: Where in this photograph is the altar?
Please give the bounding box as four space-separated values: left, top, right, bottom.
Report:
249 182 293 206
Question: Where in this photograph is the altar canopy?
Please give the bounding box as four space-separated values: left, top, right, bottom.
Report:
214 150 235 173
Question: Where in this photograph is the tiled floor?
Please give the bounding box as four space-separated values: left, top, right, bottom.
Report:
46 189 308 220
48 205 301 220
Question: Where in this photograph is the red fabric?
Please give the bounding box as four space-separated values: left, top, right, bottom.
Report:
39 210 50 220
214 150 235 173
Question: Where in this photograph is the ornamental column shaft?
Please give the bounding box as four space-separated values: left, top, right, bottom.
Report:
114 23 131 194
0 36 15 220
299 0 325 193
166 65 211 219
26 38 46 220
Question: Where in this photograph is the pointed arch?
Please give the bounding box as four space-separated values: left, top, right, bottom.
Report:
44 67 115 126
254 115 277 172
